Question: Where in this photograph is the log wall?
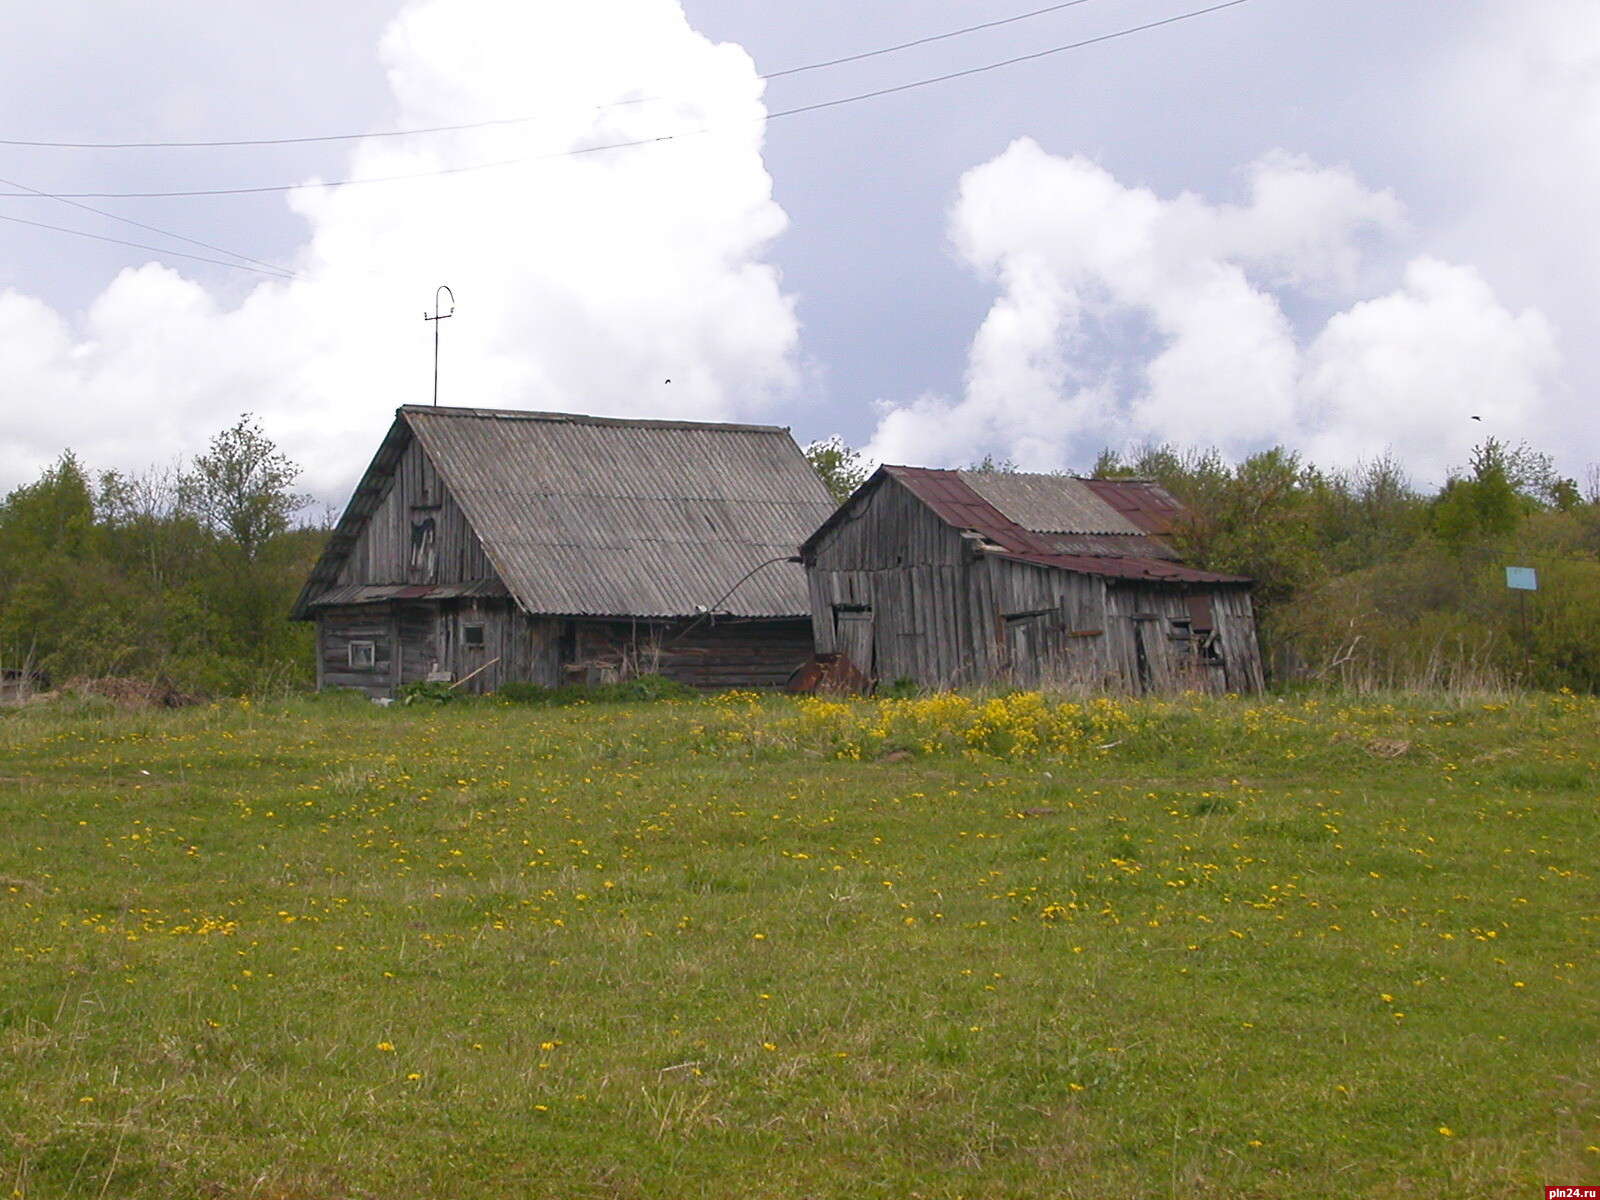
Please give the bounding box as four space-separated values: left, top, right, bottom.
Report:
570 618 814 690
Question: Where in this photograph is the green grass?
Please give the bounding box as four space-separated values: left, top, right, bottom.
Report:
1 691 1597 1198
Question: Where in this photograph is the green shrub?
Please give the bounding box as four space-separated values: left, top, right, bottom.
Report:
496 673 697 706
398 679 461 706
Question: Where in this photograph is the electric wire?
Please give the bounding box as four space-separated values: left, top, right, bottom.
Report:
0 0 1256 200
763 0 1100 79
0 0 1108 151
0 211 297 278
0 172 300 279
765 0 1251 120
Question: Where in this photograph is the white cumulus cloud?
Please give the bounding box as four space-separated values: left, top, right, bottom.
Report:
865 138 1559 482
0 0 800 501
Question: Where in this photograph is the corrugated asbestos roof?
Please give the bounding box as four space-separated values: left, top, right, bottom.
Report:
958 472 1144 535
802 465 1246 587
296 406 837 620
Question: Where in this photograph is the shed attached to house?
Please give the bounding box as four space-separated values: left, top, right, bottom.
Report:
292 405 838 698
799 466 1264 695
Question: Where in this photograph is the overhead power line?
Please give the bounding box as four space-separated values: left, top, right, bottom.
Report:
0 0 1107 151
0 172 299 279
0 212 297 278
763 0 1253 121
763 0 1100 79
0 0 1256 201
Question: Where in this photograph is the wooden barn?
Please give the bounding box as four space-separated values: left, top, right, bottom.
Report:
799 466 1264 695
291 405 838 698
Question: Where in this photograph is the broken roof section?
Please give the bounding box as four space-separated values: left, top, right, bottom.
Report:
294 405 838 620
803 465 1246 586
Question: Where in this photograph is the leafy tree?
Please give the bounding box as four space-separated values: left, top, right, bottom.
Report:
1307 454 1426 574
0 417 323 693
803 436 870 504
180 415 307 561
1432 439 1522 552
1093 443 1320 609
965 453 1018 473
0 452 97 571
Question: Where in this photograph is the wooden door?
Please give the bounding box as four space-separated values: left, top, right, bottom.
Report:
833 608 875 681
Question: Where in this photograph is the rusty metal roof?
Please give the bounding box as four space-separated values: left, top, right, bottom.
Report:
801 465 1246 586
296 406 837 620
1081 477 1187 536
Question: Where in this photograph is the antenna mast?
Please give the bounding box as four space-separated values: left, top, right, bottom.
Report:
424 285 455 406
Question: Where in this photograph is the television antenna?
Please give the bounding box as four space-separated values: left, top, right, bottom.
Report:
424 285 455 406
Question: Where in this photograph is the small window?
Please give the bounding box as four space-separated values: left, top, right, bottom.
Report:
348 641 376 669
462 623 485 649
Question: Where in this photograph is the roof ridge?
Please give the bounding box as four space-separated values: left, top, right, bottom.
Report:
398 404 791 436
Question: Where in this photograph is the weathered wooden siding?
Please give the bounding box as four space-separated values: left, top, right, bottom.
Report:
1210 587 1265 694
318 605 395 696
334 436 495 586
812 475 968 571
804 474 1264 695
980 559 1114 690
806 477 978 687
411 600 559 695
570 618 813 690
317 600 565 698
1099 583 1263 695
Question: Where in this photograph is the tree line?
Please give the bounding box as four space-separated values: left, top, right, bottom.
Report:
2 422 1593 697
0 417 322 695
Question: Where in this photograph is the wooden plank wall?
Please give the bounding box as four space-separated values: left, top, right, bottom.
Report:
807 477 979 687
1103 582 1263 695
811 477 967 570
335 436 494 586
805 476 1264 695
420 601 561 694
572 618 814 690
1214 587 1266 694
983 559 1114 691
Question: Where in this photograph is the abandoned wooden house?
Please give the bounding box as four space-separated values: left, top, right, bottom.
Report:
799 466 1264 695
291 405 838 697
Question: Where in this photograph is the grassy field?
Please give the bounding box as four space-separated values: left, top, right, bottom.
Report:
1 689 1597 1198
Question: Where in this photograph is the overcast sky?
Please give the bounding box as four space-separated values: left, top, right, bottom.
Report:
0 0 1594 503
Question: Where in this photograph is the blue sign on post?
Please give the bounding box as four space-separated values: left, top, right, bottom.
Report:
1505 567 1538 591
